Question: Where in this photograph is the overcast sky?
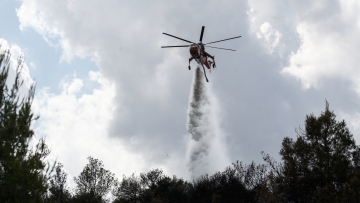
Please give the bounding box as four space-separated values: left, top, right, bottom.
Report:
2 0 360 183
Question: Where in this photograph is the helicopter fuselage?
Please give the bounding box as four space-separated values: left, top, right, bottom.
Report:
189 43 207 65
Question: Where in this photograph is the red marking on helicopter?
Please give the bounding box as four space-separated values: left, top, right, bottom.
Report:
161 26 241 82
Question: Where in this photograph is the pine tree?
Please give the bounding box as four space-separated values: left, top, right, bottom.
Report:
277 101 358 202
0 49 53 202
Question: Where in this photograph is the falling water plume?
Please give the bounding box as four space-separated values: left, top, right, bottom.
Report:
186 66 229 179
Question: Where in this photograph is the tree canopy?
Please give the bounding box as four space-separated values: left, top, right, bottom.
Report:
263 101 360 202
73 156 116 202
0 49 53 202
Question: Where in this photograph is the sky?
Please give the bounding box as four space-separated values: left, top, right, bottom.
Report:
2 0 360 184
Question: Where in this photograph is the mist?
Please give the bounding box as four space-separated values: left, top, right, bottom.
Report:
186 67 230 179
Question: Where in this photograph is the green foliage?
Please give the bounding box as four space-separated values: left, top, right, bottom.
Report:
70 192 104 203
190 166 260 203
73 156 116 202
45 163 72 203
264 101 360 202
0 49 53 202
113 169 191 203
113 173 142 203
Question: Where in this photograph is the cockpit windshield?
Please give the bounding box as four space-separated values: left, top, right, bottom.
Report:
189 44 199 58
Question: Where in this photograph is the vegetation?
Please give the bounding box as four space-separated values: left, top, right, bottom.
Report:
1 49 360 202
72 157 116 202
0 50 53 203
258 102 360 203
45 163 72 203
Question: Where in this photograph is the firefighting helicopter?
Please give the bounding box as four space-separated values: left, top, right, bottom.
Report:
161 26 241 82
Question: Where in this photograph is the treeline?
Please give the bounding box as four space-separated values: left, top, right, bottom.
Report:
2 51 360 203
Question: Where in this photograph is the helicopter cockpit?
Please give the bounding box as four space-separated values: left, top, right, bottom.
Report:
189 43 200 59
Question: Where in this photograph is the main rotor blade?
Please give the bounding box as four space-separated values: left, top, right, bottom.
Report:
199 26 205 42
162 33 194 44
161 45 190 48
205 36 242 45
205 46 236 51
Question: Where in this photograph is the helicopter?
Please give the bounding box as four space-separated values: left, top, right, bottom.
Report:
161 26 241 82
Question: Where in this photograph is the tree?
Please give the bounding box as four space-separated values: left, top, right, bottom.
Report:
113 169 191 203
190 167 256 203
113 173 142 203
45 163 72 203
0 48 53 202
232 160 274 203
274 101 359 202
73 156 116 202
